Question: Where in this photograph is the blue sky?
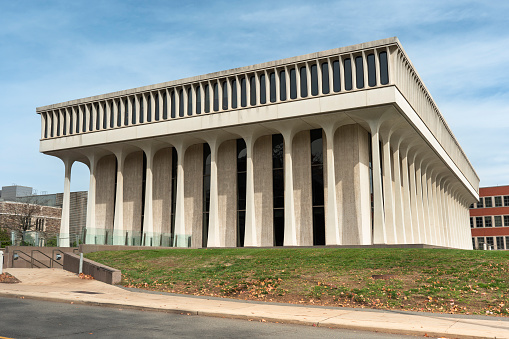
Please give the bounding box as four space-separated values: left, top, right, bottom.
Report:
1 0 508 194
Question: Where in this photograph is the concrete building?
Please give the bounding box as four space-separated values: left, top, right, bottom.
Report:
0 185 33 201
36 37 479 249
470 185 509 250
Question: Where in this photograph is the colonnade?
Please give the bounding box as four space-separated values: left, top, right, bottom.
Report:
57 110 473 249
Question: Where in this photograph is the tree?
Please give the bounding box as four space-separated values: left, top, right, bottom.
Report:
0 196 53 245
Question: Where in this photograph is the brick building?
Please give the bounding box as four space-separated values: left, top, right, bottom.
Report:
470 185 509 250
0 200 61 237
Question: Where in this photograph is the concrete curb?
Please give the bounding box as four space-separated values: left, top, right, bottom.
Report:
0 291 503 339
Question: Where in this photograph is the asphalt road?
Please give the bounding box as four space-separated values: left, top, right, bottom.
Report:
0 297 427 338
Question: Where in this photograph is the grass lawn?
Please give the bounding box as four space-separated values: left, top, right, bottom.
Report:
87 248 509 316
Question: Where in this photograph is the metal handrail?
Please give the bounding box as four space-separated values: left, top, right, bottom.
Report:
31 250 63 268
12 250 48 268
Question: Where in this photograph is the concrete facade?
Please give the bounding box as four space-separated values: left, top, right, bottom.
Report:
36 37 479 249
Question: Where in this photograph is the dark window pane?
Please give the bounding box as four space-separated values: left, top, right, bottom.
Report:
259 74 266 104
270 72 276 102
250 75 256 106
379 51 389 85
63 111 67 135
146 96 151 122
170 91 176 118
83 106 88 132
300 66 308 97
213 83 219 111
321 62 330 94
187 88 193 116
367 54 376 87
102 103 106 129
90 106 94 131
110 102 114 128
344 58 352 90
290 68 297 99
70 110 74 134
355 56 364 89
273 209 284 246
231 79 237 108
179 89 184 117
162 93 167 119
57 113 60 136
279 70 287 101
272 170 285 208
237 138 247 172
312 165 324 206
196 87 201 114
204 85 210 113
237 211 245 247
311 64 318 96
241 77 247 107
312 207 325 245
310 130 323 165
222 81 228 110
272 134 284 169
237 172 246 210
154 93 159 121
333 60 341 92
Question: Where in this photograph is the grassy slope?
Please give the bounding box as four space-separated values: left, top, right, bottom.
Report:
87 248 509 316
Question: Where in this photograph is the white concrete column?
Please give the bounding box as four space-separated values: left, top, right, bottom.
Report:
415 158 426 243
407 152 421 243
400 146 414 243
323 125 340 245
98 102 104 130
421 165 431 244
264 70 270 103
381 133 396 243
158 91 164 119
65 108 71 135
350 54 356 90
282 130 297 246
327 57 334 93
72 107 77 134
316 60 322 95
150 92 156 121
40 113 46 139
374 49 381 86
295 64 301 98
284 66 290 100
112 101 118 128
234 77 241 108
391 138 405 243
142 94 148 122
254 73 260 105
52 111 58 137
143 147 155 246
113 150 126 245
425 168 436 245
305 63 311 96
275 70 281 102
206 139 221 247
58 110 63 136
60 158 74 247
243 135 258 246
369 123 386 244
435 177 446 247
89 104 95 131
174 143 188 247
85 155 97 244
430 173 441 246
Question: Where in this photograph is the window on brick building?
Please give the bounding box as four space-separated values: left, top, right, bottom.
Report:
497 236 505 250
470 217 473 228
485 197 493 208
477 197 484 208
485 216 492 227
495 196 503 207
476 217 483 228
495 216 503 227
487 236 494 249
504 196 509 206
504 215 509 226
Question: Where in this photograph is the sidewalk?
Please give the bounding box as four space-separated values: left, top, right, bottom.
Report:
1 268 508 338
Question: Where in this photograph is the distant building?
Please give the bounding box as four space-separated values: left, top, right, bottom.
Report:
470 185 509 250
0 185 33 201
